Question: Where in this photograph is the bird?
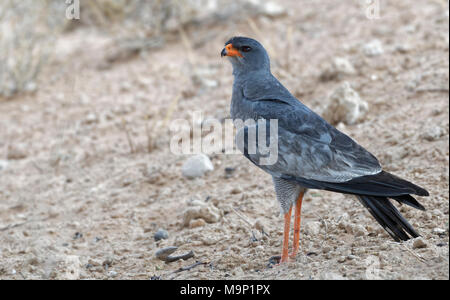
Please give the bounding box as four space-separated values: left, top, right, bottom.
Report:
221 36 429 264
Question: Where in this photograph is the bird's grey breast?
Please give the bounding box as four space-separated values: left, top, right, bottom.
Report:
230 79 257 121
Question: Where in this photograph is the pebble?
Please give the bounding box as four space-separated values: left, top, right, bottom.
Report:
24 81 37 93
7 144 28 160
0 160 8 171
141 165 161 184
259 1 286 17
352 225 367 237
421 126 444 141
84 113 98 124
322 82 369 125
224 167 236 178
253 219 266 232
363 39 384 57
320 57 356 81
412 237 428 249
305 221 322 236
108 271 118 278
433 228 446 235
154 228 169 241
181 154 214 179
182 202 221 227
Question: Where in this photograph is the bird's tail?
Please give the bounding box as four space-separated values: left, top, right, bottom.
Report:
357 195 423 241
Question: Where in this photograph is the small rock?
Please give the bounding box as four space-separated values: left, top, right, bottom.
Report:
155 246 194 263
412 237 428 249
395 44 411 54
7 144 27 160
322 246 332 253
142 165 161 184
0 160 8 171
189 219 206 228
363 39 384 57
352 225 367 237
322 82 369 125
182 154 214 179
254 219 266 232
155 246 178 260
259 1 286 17
230 187 242 194
73 232 83 240
84 113 98 124
320 57 356 81
102 258 114 269
224 167 236 178
421 126 444 141
154 228 169 241
24 81 37 93
108 271 118 278
337 256 347 263
305 221 322 236
433 228 446 235
182 202 221 227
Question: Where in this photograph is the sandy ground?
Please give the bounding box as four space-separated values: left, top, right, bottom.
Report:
0 0 449 280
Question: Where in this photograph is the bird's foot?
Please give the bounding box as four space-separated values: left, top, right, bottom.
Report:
268 255 283 267
267 254 291 267
289 248 299 259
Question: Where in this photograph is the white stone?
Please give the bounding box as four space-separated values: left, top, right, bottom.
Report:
352 225 367 237
322 82 369 125
182 154 214 179
363 39 384 57
182 202 221 227
0 160 8 171
433 228 446 235
305 221 322 236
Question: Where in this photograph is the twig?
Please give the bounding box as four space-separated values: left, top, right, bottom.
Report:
161 93 182 129
155 246 195 264
120 118 135 154
171 261 207 274
401 244 428 264
232 207 254 228
30 160 44 174
178 27 195 66
0 221 29 232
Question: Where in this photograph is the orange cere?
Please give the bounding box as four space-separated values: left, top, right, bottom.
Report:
225 44 243 57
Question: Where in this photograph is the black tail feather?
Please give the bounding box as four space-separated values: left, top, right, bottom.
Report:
391 194 426 211
286 171 429 198
283 170 428 241
357 195 420 241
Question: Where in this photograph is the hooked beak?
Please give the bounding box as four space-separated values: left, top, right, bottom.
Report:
221 43 243 58
221 48 227 57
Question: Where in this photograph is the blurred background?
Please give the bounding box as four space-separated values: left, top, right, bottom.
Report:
0 0 448 280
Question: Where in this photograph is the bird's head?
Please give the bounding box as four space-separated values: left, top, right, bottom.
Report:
221 36 270 75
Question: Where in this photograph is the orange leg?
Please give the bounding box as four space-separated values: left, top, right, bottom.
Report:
290 191 304 258
279 206 292 263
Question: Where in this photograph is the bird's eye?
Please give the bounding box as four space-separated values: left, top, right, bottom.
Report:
241 46 252 52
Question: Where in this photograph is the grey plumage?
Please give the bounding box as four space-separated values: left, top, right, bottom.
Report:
272 177 306 214
223 36 429 241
